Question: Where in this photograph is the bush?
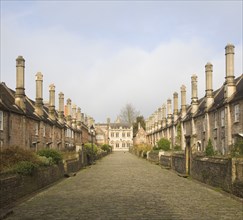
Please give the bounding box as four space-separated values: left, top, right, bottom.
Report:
83 143 98 157
0 146 40 173
205 139 215 156
101 144 112 153
37 156 54 166
13 161 39 176
154 138 170 151
37 149 63 164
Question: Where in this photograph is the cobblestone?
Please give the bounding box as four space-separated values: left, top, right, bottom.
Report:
6 152 243 219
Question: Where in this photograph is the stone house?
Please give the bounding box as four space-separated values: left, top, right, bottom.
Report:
146 44 243 155
95 117 133 151
0 56 92 151
133 122 147 146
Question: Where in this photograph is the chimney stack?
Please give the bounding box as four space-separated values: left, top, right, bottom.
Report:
162 104 166 127
81 113 85 123
35 72 44 116
181 85 187 118
15 56 26 111
49 84 56 120
66 99 72 126
205 62 214 110
58 92 64 124
77 107 82 130
158 107 162 129
72 104 77 129
191 75 199 114
167 99 172 124
225 43 236 99
173 92 179 122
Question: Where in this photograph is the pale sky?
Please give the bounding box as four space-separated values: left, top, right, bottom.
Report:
1 1 242 123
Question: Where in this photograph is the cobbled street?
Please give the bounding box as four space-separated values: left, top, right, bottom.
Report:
6 152 243 220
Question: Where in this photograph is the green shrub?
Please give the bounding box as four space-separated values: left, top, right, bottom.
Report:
205 139 215 156
13 161 39 176
0 146 40 173
101 144 112 152
83 143 98 157
37 156 54 166
37 149 63 164
155 138 171 151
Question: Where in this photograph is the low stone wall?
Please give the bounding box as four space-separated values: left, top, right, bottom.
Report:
0 164 64 209
172 154 186 174
0 150 109 212
65 158 81 173
235 159 243 181
191 156 232 192
147 151 159 163
159 155 172 168
232 159 243 197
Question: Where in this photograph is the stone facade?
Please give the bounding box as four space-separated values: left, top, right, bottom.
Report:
133 122 147 145
0 56 94 151
146 44 243 155
95 118 133 151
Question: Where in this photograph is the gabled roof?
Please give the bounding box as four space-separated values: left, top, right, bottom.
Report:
0 83 25 115
109 122 132 129
0 82 64 128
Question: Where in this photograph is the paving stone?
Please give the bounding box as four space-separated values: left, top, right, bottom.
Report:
6 152 243 220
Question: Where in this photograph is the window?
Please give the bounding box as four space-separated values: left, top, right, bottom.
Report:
122 133 125 137
122 143 125 148
116 143 119 148
221 110 225 127
127 132 130 137
116 132 119 137
111 132 114 137
35 123 39 135
127 143 130 148
65 129 72 138
234 104 240 122
0 111 3 130
214 112 217 129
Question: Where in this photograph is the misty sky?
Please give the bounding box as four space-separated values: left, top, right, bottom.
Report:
1 1 242 123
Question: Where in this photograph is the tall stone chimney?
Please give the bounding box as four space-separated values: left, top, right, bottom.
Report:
138 122 141 130
35 72 44 116
77 107 82 130
58 92 64 124
181 85 187 119
66 99 72 126
167 99 172 124
158 107 162 129
49 84 56 120
162 104 166 127
205 62 214 110
173 92 179 122
81 113 85 123
191 75 199 114
15 56 26 111
225 43 236 99
72 104 77 129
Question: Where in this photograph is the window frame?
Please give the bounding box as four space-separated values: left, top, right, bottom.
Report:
234 104 240 122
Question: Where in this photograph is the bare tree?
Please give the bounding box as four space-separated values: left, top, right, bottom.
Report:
119 103 140 125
